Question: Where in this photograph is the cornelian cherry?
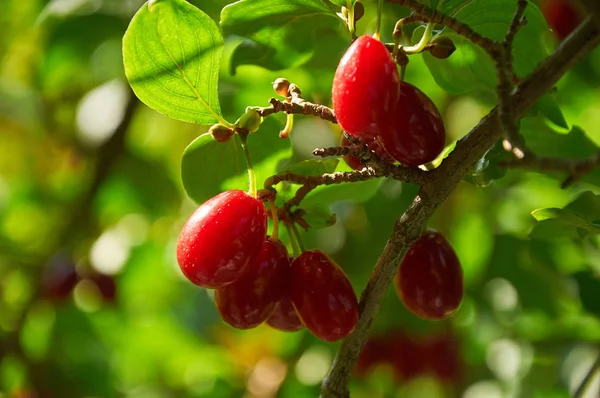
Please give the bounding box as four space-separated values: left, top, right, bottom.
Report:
332 35 400 137
378 82 446 166
540 0 582 40
394 230 463 320
266 296 304 332
341 135 395 170
215 239 289 329
176 190 267 289
291 250 358 342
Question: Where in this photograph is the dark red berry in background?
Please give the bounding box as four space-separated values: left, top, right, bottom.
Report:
88 272 117 303
215 239 289 329
378 82 446 166
394 230 463 320
387 330 428 382
291 250 358 342
332 35 400 137
177 190 267 289
540 0 582 40
41 254 78 302
424 331 463 384
267 296 304 332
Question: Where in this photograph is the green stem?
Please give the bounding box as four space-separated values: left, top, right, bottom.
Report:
280 113 294 139
574 352 600 398
347 0 355 38
238 132 257 198
375 0 383 40
403 22 435 54
290 222 306 253
285 223 301 258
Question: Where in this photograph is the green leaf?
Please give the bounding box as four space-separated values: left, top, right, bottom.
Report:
302 203 337 229
573 271 600 316
220 0 340 73
182 118 292 204
535 94 569 129
328 0 355 6
302 178 381 206
123 0 224 125
423 0 548 97
283 159 339 176
530 197 600 240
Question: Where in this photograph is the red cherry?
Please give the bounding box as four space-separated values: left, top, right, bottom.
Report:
177 190 267 289
341 136 365 170
385 330 427 382
355 335 388 378
291 250 359 342
540 0 582 40
394 230 463 320
377 82 446 166
341 135 396 170
215 239 289 329
332 35 400 137
266 296 304 332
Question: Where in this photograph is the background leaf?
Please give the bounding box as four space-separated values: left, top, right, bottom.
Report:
220 0 341 73
123 0 224 124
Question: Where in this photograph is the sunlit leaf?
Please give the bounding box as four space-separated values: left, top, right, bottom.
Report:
123 0 224 124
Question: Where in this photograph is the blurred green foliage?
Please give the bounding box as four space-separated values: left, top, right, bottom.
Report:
1 0 600 397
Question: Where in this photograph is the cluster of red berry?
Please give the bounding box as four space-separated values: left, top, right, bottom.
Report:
355 329 462 385
333 35 446 169
176 34 464 342
176 190 359 342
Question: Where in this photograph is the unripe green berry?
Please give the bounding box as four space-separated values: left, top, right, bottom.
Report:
209 124 234 143
428 36 456 59
272 78 291 97
236 107 262 133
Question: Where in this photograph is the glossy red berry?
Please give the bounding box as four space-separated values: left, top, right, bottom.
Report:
332 35 400 137
215 239 289 329
176 190 267 289
378 82 446 166
266 296 304 332
291 250 359 342
394 230 463 320
540 0 582 40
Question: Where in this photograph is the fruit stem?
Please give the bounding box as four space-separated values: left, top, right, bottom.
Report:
280 113 294 139
290 222 306 253
285 223 302 257
347 0 356 38
238 131 257 198
403 22 435 54
375 0 383 41
269 200 280 242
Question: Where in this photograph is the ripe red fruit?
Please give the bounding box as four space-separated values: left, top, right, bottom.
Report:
378 82 446 166
341 135 395 170
387 330 427 382
215 239 289 329
394 230 463 320
176 190 267 289
291 250 359 342
423 332 463 384
332 35 400 137
266 296 304 332
540 0 582 40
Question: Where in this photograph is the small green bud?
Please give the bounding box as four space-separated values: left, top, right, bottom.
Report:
209 124 234 143
236 107 262 133
428 36 456 59
272 78 291 97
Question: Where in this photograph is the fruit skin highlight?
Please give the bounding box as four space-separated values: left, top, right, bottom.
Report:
176 190 267 289
378 81 446 166
215 239 289 329
291 250 359 342
332 35 400 137
394 230 463 320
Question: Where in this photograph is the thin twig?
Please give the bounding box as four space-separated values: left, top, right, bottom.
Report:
501 153 600 188
257 97 337 124
573 351 600 398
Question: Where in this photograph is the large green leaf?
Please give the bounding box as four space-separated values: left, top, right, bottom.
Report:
220 0 340 73
424 0 549 97
123 0 224 124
